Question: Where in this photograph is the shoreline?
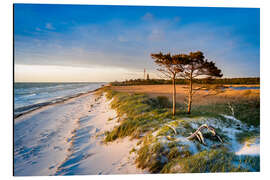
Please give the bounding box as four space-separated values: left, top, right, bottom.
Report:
14 89 145 176
14 87 103 119
14 83 260 120
14 84 260 175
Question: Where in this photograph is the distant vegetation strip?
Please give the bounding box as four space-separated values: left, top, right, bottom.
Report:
110 77 260 86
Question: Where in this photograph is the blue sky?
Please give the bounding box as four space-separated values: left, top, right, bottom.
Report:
14 4 260 82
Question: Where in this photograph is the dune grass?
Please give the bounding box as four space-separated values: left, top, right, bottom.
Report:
236 130 260 144
190 99 260 127
104 90 173 141
101 87 260 173
162 148 260 173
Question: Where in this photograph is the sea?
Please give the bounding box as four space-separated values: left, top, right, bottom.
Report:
14 82 106 117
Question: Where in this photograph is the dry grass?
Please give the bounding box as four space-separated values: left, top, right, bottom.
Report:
111 84 259 106
102 87 260 173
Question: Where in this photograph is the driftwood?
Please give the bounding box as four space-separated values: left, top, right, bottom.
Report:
187 124 223 145
165 124 177 135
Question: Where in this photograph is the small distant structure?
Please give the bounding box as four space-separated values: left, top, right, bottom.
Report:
144 68 146 80
147 73 150 80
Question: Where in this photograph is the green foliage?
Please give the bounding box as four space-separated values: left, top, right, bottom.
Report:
151 51 223 79
136 137 191 173
104 89 173 141
236 130 260 144
104 88 259 140
233 99 260 126
110 77 260 86
191 100 260 127
155 96 171 108
237 155 260 172
102 87 260 173
169 149 248 173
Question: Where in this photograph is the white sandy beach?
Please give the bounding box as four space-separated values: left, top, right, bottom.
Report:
14 88 260 176
14 92 146 176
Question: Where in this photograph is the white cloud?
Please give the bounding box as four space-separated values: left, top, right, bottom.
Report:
148 29 164 41
15 18 259 79
45 23 55 30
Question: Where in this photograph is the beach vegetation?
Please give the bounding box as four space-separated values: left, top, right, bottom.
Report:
152 51 223 114
108 117 113 121
236 130 260 144
101 87 259 173
110 77 259 86
150 52 185 116
162 148 252 173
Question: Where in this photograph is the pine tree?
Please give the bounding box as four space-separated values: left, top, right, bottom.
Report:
151 51 222 115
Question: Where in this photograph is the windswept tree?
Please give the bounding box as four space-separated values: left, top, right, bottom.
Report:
151 51 222 115
176 51 223 114
151 52 183 116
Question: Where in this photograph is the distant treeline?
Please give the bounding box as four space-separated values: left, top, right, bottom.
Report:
110 77 260 86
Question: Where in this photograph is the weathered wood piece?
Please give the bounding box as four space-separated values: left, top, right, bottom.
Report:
165 124 177 135
187 124 223 145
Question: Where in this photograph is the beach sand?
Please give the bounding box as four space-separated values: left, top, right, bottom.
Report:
14 91 146 176
14 84 260 175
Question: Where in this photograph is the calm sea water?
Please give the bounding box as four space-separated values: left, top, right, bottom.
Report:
229 86 260 90
14 82 106 116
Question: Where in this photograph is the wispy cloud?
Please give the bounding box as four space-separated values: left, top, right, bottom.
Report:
14 8 259 79
45 23 55 30
148 29 164 42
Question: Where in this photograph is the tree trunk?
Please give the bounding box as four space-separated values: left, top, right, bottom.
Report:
187 78 192 114
172 77 176 116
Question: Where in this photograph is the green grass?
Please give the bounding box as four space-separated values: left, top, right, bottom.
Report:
236 130 260 144
191 99 260 127
163 148 250 173
101 87 260 173
104 89 173 141
233 99 260 126
135 136 191 173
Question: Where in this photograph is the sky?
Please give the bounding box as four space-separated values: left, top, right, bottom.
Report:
14 4 260 82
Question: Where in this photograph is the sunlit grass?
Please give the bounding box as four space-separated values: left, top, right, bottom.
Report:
101 86 260 173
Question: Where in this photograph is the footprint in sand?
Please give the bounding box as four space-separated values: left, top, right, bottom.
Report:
48 165 55 170
54 146 63 151
121 162 128 167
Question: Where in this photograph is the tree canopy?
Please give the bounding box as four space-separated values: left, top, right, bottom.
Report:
151 51 223 114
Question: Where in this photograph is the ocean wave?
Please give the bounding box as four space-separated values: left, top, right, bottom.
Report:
14 86 103 118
